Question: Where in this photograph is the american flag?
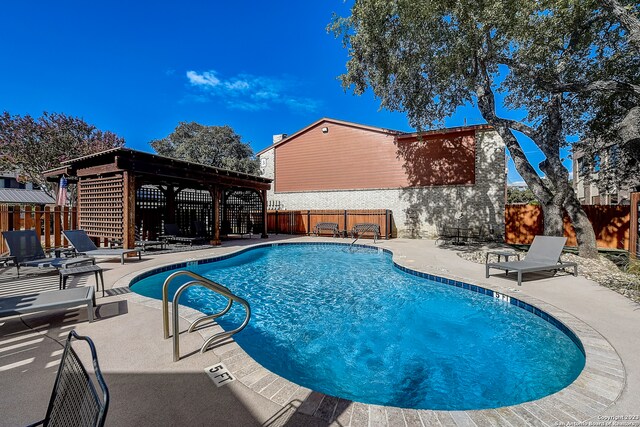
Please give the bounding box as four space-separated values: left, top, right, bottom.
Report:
56 176 68 206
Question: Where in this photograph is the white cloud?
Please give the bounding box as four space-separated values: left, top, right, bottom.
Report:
186 70 221 88
184 70 319 113
225 80 250 91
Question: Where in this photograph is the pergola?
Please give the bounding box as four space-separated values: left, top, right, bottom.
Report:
44 148 272 249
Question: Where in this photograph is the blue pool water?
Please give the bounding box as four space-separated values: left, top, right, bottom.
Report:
131 244 585 410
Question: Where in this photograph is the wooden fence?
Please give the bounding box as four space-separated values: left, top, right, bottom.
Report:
267 209 394 239
631 192 639 258
0 205 79 253
505 204 630 249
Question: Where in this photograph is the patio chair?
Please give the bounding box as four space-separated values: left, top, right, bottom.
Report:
485 236 578 286
63 230 142 264
435 224 457 245
0 286 95 322
27 330 109 427
108 226 165 251
161 223 206 246
134 226 165 251
1 230 93 277
192 220 210 239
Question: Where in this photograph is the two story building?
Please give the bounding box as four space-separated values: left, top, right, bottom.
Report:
257 118 506 238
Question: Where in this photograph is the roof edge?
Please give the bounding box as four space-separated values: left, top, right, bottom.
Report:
256 117 403 156
396 124 494 140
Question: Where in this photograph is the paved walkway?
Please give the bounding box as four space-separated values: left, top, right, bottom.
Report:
0 236 638 426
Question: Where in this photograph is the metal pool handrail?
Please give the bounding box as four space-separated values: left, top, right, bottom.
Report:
350 223 379 247
161 270 251 362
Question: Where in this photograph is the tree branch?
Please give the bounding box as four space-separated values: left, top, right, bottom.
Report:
553 79 640 96
602 0 640 54
474 54 552 202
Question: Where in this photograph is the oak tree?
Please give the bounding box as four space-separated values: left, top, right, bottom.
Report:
331 0 639 257
150 122 260 175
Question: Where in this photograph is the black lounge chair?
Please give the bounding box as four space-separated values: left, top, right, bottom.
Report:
107 226 165 251
28 330 109 427
134 226 165 251
1 230 93 277
63 230 142 264
485 236 578 286
161 223 206 246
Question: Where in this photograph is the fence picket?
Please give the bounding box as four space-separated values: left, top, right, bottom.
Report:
267 209 391 239
44 206 51 249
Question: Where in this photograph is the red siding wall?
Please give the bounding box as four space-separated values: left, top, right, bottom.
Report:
274 122 476 192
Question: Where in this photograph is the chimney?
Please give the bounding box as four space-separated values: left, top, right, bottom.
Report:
272 134 287 144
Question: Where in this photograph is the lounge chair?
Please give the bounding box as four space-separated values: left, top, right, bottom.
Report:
107 226 165 251
1 230 93 277
63 230 142 264
0 286 95 322
161 223 206 246
28 330 109 426
134 226 165 251
485 236 578 286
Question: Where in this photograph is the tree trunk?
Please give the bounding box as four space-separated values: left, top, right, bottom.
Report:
540 199 564 237
473 59 599 257
564 192 599 258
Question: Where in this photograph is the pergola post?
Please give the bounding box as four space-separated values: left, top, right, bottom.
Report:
261 189 268 238
165 186 176 224
123 171 136 250
209 185 222 245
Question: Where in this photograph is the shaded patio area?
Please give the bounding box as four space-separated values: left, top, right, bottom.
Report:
44 148 272 249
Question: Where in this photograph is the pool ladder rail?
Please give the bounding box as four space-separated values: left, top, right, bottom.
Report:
162 270 251 362
350 223 378 248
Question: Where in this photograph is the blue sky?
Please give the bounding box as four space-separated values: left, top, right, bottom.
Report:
0 1 571 185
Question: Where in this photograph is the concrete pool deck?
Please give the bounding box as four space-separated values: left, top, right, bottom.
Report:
0 236 638 426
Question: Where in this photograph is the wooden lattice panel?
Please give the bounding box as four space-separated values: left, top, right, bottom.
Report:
223 189 263 235
78 175 124 240
135 186 214 238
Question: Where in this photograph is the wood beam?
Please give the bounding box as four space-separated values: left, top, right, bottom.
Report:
76 162 123 177
118 158 271 191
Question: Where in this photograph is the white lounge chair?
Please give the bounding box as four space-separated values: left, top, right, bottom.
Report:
485 236 578 286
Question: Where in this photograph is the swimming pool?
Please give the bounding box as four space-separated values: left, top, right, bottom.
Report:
131 243 585 411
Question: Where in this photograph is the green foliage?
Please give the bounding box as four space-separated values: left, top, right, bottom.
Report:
331 0 638 136
331 0 638 257
150 122 260 175
507 187 539 205
0 111 125 196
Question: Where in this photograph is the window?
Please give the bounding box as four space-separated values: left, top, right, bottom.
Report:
593 154 601 172
577 158 588 177
608 145 620 168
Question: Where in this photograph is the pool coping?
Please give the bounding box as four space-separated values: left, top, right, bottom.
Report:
115 241 625 426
